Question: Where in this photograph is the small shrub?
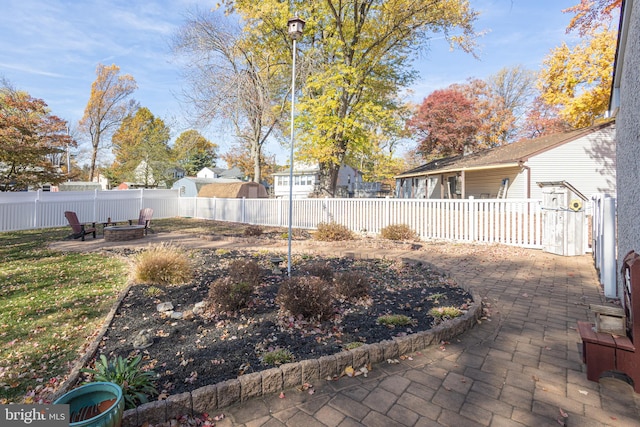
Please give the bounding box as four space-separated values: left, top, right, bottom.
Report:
144 286 164 297
428 306 463 321
277 276 334 320
380 224 418 241
376 314 414 327
300 261 334 282
313 222 355 241
343 342 365 350
335 271 370 300
427 292 447 305
228 259 262 287
208 276 255 312
133 243 192 285
244 225 263 237
215 248 231 255
82 354 157 410
261 348 294 366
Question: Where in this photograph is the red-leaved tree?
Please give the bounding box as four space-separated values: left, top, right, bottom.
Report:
407 87 481 159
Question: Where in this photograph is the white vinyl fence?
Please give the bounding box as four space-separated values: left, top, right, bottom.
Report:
591 194 617 298
0 190 553 249
180 196 545 248
0 189 180 232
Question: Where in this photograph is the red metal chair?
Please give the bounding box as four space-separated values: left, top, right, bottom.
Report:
64 211 97 241
129 208 154 235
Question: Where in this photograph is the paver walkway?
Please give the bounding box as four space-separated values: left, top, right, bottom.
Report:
52 233 640 426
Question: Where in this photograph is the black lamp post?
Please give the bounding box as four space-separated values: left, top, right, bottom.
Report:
286 16 305 276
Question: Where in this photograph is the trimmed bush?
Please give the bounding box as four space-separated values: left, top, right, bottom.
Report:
334 271 370 300
208 276 255 312
380 224 418 241
300 261 334 282
228 259 262 287
133 243 193 285
313 222 355 241
277 276 334 320
243 225 263 237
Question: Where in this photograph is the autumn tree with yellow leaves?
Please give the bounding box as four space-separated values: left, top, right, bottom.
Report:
79 64 137 181
211 0 478 196
536 0 620 129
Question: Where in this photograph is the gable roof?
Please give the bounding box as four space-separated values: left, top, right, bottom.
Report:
396 121 615 179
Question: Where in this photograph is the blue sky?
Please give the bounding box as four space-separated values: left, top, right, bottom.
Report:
1 0 580 165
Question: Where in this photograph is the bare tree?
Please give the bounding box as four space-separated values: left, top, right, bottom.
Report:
173 11 289 183
79 64 138 181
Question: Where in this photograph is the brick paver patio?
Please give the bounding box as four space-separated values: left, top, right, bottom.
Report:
51 233 640 426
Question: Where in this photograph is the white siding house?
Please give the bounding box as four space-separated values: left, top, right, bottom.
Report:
272 164 366 198
396 121 616 200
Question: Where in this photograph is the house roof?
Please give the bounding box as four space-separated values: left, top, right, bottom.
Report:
219 166 244 179
198 182 267 198
396 121 615 179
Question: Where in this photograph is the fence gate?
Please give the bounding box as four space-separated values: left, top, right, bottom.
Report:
539 181 587 256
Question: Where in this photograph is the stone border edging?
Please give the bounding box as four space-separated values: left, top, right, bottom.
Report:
121 287 482 427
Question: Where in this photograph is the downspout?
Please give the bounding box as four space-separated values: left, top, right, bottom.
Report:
519 161 531 198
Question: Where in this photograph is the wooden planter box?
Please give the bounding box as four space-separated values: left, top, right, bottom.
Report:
590 304 626 336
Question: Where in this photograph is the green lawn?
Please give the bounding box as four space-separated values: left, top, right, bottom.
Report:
0 227 129 403
0 218 293 403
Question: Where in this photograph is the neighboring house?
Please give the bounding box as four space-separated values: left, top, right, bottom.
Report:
272 163 372 198
55 182 102 192
196 167 226 179
610 0 640 294
198 182 268 198
172 177 240 197
219 166 245 180
395 121 616 200
272 163 318 199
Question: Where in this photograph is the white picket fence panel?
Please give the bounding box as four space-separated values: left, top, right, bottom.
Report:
0 190 552 249
0 189 180 232
181 196 544 248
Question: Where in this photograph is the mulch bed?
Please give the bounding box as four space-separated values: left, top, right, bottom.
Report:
89 248 474 398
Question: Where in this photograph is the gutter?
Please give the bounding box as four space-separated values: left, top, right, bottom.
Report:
395 162 520 179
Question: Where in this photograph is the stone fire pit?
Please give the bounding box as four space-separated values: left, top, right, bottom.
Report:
104 225 145 242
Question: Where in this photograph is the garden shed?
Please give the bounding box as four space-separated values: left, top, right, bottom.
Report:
198 181 268 198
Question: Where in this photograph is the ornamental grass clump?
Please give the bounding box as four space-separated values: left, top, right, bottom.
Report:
334 271 370 300
82 354 158 410
133 243 193 285
277 276 334 321
376 314 414 327
313 222 355 241
261 348 294 366
428 306 463 324
380 224 418 241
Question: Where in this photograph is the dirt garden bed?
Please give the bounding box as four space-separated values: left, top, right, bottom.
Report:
86 247 476 401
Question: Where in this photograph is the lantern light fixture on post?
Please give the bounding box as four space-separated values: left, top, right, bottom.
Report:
286 16 305 277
